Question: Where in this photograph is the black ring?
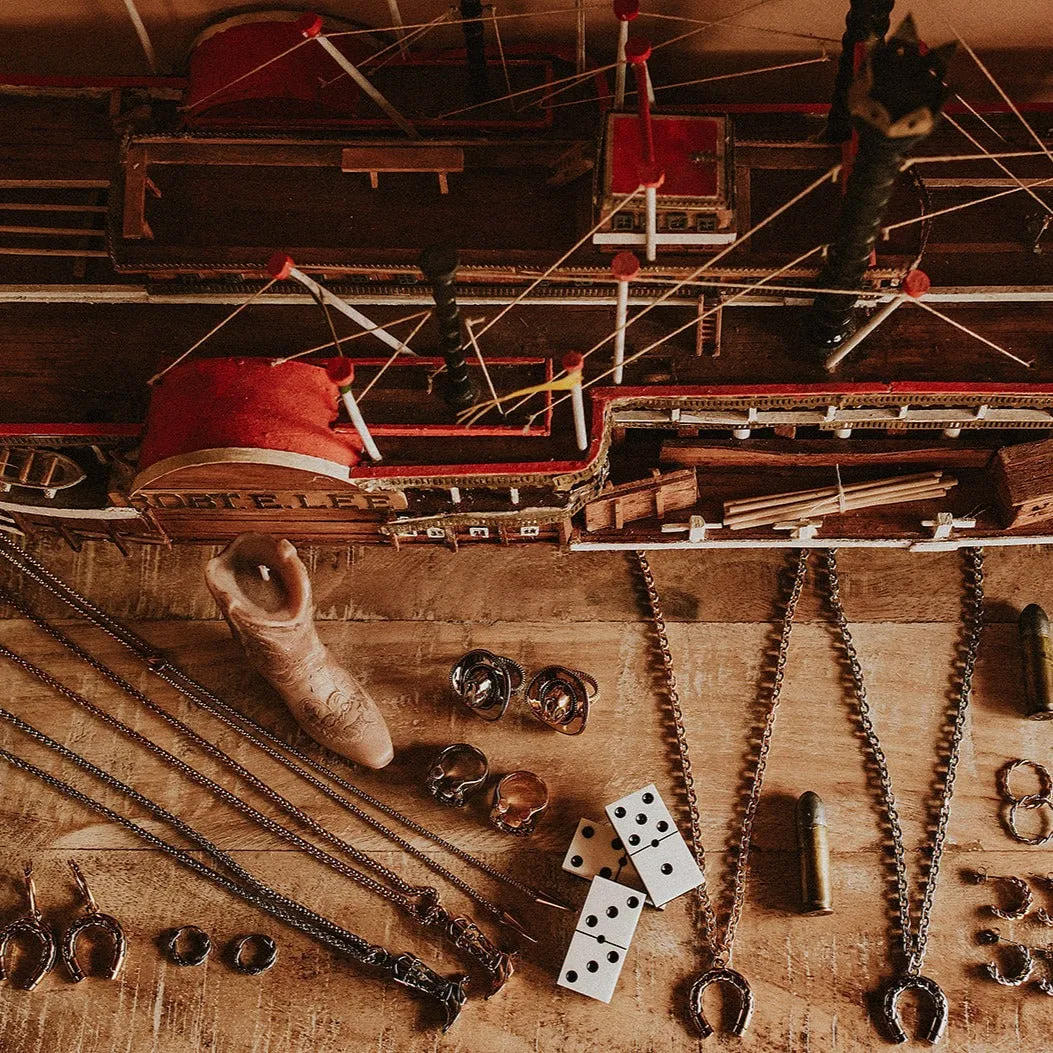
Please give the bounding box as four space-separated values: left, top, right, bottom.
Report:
230 933 278 975
163 925 211 967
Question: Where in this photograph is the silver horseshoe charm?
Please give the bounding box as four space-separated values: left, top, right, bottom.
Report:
0 864 56 991
882 974 949 1045
688 968 754 1039
61 860 127 982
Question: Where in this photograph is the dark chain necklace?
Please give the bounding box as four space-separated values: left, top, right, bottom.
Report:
0 712 467 1031
0 603 514 993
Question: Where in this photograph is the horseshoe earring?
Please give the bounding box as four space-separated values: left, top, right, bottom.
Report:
61 860 127 982
977 929 1035 987
0 864 56 990
966 869 1034 920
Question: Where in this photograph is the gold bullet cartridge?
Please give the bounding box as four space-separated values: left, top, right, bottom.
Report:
1020 604 1053 720
796 791 833 916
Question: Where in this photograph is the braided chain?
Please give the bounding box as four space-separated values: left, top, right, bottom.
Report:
822 547 984 974
635 548 808 965
0 535 546 915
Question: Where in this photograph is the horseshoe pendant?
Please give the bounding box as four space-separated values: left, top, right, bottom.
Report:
688 967 754 1039
882 974 949 1045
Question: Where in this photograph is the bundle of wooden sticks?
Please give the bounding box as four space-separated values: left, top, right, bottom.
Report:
723 471 957 530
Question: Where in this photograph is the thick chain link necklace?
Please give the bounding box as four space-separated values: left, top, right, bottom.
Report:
636 547 983 1045
0 713 468 1030
0 596 515 993
824 547 984 1045
635 548 809 1039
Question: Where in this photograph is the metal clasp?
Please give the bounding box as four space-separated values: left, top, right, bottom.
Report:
882 973 949 1045
688 967 754 1038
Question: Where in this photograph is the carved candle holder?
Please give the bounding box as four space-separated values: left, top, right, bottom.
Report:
205 532 394 768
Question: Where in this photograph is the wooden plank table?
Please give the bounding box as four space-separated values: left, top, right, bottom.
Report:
1 538 1052 1051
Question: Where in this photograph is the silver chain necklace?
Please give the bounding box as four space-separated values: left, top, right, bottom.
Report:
823 546 984 1045
635 548 809 1039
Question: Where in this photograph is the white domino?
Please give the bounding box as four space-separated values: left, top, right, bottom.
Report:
561 817 644 891
557 876 645 1003
605 783 703 908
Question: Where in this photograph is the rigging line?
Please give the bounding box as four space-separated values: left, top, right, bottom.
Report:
463 187 642 348
953 92 1008 144
602 276 891 299
182 39 313 111
308 284 346 362
525 62 607 109
530 244 825 426
148 278 278 384
442 0 791 120
464 317 505 414
320 12 452 89
357 312 432 401
943 21 1053 169
908 298 1031 369
904 150 1053 166
490 5 515 99
121 0 158 73
543 53 829 111
882 176 1053 234
636 10 840 44
326 6 609 38
943 113 1053 219
439 63 610 119
497 164 840 423
273 310 431 366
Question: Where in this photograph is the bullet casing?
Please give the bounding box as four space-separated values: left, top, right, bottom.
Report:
1019 604 1053 720
796 791 833 916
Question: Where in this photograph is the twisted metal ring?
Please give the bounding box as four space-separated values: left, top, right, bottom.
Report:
1007 798 1053 846
966 870 1035 920
984 939 1035 986
450 650 524 722
230 934 277 975
525 666 597 735
998 759 1053 805
163 925 212 967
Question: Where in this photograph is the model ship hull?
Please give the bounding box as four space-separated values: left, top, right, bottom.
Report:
2 14 1053 551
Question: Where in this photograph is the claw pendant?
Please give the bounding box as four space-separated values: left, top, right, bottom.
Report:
688 968 754 1038
882 974 949 1045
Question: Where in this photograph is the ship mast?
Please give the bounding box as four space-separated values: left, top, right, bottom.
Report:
808 16 955 349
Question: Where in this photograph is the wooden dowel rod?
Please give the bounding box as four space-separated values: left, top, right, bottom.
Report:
726 481 955 529
723 472 942 516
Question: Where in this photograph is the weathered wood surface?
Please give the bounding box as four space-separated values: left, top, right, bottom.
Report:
1 539 1053 1051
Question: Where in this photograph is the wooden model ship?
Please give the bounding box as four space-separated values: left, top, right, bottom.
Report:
2 4 1053 551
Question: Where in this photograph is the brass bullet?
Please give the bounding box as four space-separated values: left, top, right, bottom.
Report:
796 791 833 916
1020 604 1053 720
